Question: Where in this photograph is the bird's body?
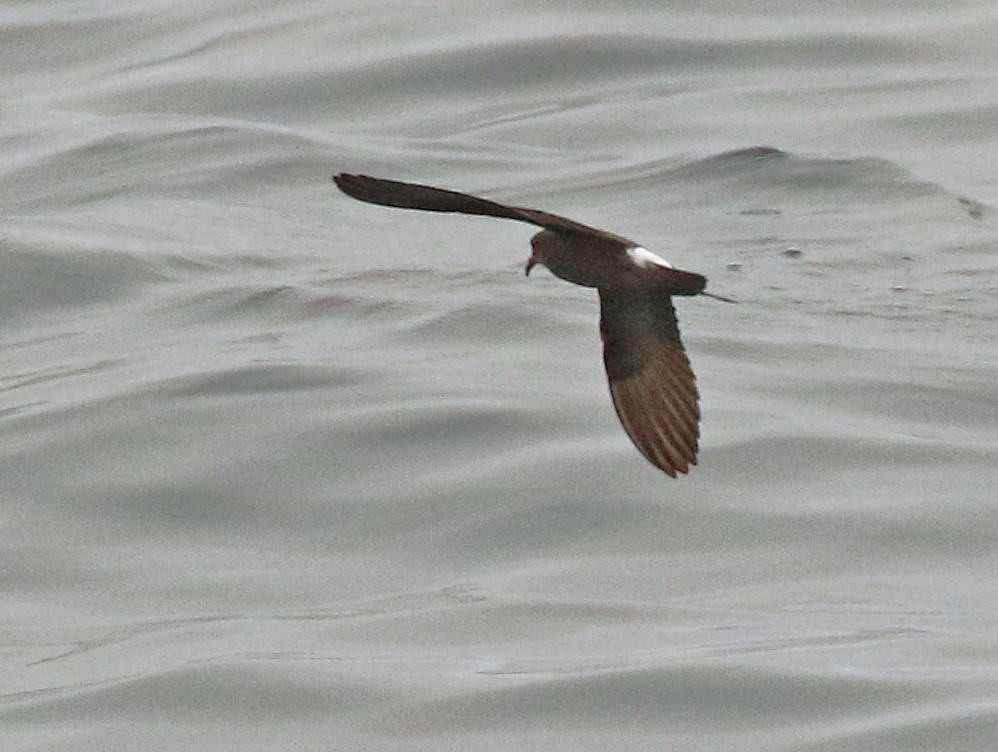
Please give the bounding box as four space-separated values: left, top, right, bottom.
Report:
333 173 729 477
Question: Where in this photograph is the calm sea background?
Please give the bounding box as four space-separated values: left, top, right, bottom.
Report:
2 2 997 750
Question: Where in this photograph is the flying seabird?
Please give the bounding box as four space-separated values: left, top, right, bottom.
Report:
333 173 732 477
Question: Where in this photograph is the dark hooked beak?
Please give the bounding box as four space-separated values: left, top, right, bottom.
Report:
525 258 537 277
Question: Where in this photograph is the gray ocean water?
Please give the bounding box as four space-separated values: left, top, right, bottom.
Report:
3 2 998 750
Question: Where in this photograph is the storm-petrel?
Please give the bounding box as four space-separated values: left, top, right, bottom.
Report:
333 173 732 477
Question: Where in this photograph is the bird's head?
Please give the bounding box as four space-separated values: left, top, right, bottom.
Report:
523 230 604 288
525 232 557 277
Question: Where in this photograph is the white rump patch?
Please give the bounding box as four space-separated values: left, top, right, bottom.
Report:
627 246 673 269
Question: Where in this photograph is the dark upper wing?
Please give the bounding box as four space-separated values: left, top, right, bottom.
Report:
333 173 608 236
598 290 700 477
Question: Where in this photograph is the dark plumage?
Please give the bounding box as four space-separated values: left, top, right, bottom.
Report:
333 173 732 477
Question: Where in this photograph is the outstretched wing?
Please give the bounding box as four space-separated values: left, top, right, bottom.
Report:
333 173 607 236
598 290 700 477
